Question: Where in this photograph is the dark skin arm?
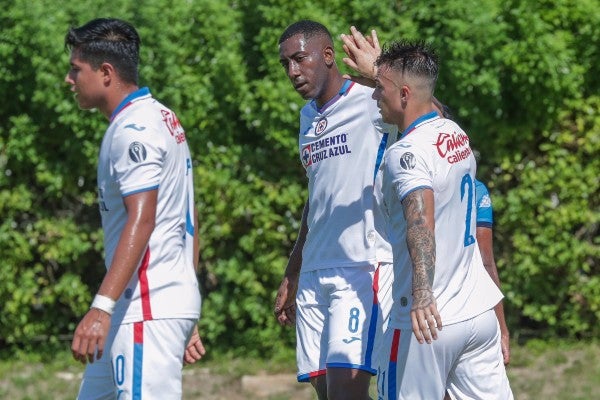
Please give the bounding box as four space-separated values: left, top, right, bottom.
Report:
402 188 443 344
71 190 157 364
477 226 510 364
274 200 309 326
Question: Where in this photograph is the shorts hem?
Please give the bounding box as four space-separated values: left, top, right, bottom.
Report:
326 363 377 375
297 369 326 382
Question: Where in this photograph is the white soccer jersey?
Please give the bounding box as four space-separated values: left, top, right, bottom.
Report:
97 87 201 324
298 80 397 271
382 112 502 328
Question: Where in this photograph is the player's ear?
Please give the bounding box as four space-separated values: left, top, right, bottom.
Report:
401 85 410 104
323 46 335 67
100 62 116 85
400 86 406 99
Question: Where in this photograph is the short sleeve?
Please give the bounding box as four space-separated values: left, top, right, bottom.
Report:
475 179 493 227
385 142 433 201
110 124 164 197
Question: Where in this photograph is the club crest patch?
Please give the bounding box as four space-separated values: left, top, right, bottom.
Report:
399 152 416 170
315 117 328 136
301 145 312 167
128 141 147 163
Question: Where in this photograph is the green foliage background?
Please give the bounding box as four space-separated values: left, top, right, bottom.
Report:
0 0 598 357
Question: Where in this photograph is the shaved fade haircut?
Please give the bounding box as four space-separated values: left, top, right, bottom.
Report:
377 40 438 95
278 19 333 47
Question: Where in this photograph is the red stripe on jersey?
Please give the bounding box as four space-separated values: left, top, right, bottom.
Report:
134 321 144 344
390 329 401 362
138 248 153 320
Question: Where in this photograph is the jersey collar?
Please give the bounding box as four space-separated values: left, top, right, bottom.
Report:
110 87 151 122
315 79 354 113
400 111 439 139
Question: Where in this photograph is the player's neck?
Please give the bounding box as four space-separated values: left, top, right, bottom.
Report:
401 103 435 132
103 83 140 119
315 72 345 109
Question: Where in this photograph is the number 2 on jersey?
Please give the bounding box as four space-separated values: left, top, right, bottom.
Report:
460 174 476 247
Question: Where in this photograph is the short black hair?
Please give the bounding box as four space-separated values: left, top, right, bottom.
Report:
65 18 140 85
376 40 438 93
278 19 333 46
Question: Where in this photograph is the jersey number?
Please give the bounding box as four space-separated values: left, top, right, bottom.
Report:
348 307 360 333
114 354 125 385
460 174 476 247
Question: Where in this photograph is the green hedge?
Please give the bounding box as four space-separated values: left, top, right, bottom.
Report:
0 0 598 356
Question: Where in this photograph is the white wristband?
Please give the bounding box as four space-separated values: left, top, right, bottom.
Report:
91 294 116 316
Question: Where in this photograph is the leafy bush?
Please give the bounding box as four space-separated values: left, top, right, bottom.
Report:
0 0 598 356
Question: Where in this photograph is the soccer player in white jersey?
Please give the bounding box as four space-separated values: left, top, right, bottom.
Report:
65 18 204 399
432 99 512 367
369 40 513 399
274 20 397 400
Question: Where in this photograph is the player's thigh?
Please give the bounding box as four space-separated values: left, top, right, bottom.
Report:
447 310 514 400
110 319 196 400
327 264 379 374
296 270 329 382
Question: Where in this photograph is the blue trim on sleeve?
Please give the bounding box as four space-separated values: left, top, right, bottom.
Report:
477 221 493 228
122 185 159 197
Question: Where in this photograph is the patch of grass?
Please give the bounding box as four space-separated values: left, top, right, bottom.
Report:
507 339 600 400
0 340 598 399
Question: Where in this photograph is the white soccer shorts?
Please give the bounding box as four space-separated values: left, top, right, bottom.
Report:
295 263 393 382
377 309 513 400
77 318 197 400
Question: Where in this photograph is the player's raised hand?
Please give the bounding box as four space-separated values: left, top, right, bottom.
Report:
410 289 442 344
341 26 382 86
71 308 111 364
184 324 206 365
274 274 298 326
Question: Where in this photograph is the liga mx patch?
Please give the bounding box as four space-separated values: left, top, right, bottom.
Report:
128 142 147 163
399 152 416 170
301 145 312 167
314 117 328 136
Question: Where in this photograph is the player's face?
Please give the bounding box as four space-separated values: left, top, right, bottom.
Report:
279 33 331 102
373 65 403 126
65 51 107 112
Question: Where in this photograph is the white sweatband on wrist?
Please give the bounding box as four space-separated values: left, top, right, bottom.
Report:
91 294 116 316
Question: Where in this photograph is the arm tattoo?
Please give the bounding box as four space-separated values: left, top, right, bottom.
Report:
402 189 435 294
